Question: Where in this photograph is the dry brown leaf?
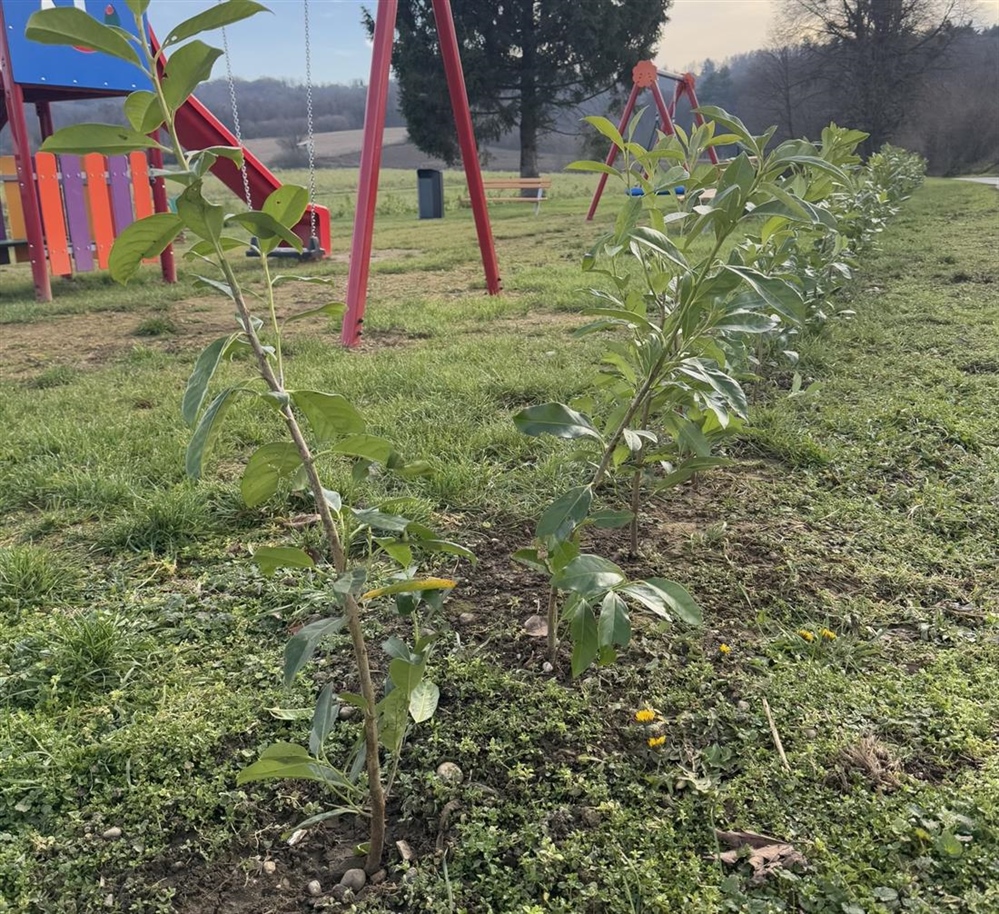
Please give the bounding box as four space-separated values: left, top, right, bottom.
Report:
715 830 806 883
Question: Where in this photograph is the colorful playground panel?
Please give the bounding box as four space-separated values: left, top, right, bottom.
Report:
1 0 151 92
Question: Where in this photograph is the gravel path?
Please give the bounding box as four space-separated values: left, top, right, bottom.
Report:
956 176 999 188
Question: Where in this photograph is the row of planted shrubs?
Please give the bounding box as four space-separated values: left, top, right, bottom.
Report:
24 0 926 874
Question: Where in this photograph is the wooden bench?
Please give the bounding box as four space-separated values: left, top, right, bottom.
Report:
462 177 551 215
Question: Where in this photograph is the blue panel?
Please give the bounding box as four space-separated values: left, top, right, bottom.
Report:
3 0 151 92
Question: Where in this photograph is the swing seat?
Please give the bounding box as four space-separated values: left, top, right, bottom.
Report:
245 235 326 262
627 186 685 196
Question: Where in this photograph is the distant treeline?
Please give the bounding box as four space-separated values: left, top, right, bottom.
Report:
10 24 995 176
684 25 999 176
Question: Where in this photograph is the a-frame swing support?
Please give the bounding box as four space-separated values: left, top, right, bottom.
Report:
341 0 501 348
586 60 719 222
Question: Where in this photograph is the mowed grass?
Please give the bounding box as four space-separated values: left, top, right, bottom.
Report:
0 177 997 913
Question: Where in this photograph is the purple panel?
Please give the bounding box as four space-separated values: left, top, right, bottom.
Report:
107 156 133 232
59 155 94 273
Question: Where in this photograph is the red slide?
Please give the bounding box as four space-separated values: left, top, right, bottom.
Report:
173 94 331 254
148 31 330 255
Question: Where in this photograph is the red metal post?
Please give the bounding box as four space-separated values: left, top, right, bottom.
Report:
649 82 677 137
35 101 54 139
148 143 177 283
341 0 398 348
684 77 720 166
0 1 51 301
585 82 641 222
431 0 501 296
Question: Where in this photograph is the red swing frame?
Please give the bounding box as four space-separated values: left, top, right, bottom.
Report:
586 60 720 222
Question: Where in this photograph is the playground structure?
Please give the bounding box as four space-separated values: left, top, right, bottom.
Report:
0 0 502 350
586 60 720 221
0 0 331 301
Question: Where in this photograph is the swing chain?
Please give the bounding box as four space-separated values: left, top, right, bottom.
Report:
219 9 253 210
304 0 318 241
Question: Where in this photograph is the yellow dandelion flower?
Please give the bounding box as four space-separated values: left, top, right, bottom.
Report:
798 629 816 642
820 628 837 641
719 643 732 654
635 708 656 723
647 735 666 748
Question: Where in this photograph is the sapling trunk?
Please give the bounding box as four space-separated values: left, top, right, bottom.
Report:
546 585 559 665
217 259 386 871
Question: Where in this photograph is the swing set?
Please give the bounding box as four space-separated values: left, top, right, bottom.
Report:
0 0 502 348
586 60 720 221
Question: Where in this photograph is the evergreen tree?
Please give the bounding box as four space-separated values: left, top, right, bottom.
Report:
377 0 673 177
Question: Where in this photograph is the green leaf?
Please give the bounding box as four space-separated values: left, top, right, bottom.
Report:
418 539 476 562
182 334 238 425
583 115 625 152
694 106 758 154
185 386 246 479
251 545 315 577
26 7 141 66
565 160 621 177
162 40 224 112
598 591 631 648
264 184 309 230
108 213 184 284
175 181 225 243
722 266 805 325
350 507 410 533
191 274 235 300
162 0 270 47
552 555 626 597
123 91 165 135
514 403 602 442
715 310 779 334
290 391 365 442
408 680 440 724
330 434 394 464
589 509 634 529
512 547 548 574
309 682 337 757
284 616 347 685
125 1 152 15
389 657 425 695
228 211 303 256
537 485 593 544
569 602 599 677
717 152 756 198
40 124 161 156
621 578 703 625
655 456 732 491
236 742 350 788
283 302 347 325
934 832 964 858
241 443 303 507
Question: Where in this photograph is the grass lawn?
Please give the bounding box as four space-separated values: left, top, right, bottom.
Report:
0 174 997 913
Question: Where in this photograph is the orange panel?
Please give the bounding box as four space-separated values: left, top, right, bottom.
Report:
83 153 114 270
34 153 73 277
0 154 31 263
129 151 154 218
129 152 158 264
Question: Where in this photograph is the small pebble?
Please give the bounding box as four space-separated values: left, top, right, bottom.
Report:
402 868 418 885
338 705 357 720
101 827 122 840
340 867 366 892
804 728 818 739
332 885 354 903
370 868 387 885
262 860 277 875
542 661 554 674
170 861 185 872
436 761 463 783
458 613 475 625
307 879 322 897
737 700 750 712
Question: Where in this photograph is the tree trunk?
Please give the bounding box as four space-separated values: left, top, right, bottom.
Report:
518 4 540 183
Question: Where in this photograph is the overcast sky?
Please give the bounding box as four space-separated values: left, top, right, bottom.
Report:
144 0 999 85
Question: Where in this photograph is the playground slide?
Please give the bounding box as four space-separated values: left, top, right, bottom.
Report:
173 93 331 253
